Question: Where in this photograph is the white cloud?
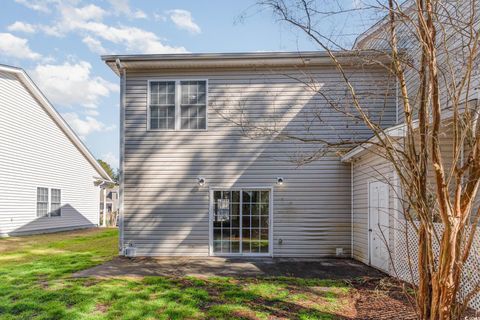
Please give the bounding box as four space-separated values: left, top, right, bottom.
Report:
108 0 130 15
7 21 36 33
62 3 106 24
106 0 147 19
30 61 118 109
62 112 115 139
153 13 167 22
101 151 119 169
38 24 63 37
133 9 147 19
82 36 107 55
33 3 186 54
84 109 99 116
86 23 187 53
14 0 57 13
167 9 201 34
0 33 42 60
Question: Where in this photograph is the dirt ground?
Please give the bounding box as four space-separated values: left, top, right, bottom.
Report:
73 256 385 279
348 277 417 319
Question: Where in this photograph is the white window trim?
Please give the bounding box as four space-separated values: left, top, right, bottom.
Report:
208 186 274 257
50 188 62 217
147 79 209 132
36 187 62 218
36 187 49 218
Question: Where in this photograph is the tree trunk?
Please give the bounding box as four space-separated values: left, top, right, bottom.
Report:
417 224 433 319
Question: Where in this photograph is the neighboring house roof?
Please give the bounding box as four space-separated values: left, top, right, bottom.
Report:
352 0 413 49
341 121 415 162
102 50 391 75
0 64 112 182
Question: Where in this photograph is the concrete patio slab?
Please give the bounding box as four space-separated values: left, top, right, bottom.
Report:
73 257 385 279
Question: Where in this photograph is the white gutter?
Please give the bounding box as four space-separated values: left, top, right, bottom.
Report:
102 50 392 76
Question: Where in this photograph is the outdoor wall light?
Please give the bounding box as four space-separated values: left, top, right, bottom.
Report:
276 177 285 185
197 177 206 187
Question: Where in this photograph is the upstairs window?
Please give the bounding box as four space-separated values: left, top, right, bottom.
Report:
148 80 207 131
180 81 207 130
149 81 175 130
50 189 61 217
37 187 48 217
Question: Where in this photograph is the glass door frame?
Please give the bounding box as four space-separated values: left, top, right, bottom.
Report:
208 186 273 257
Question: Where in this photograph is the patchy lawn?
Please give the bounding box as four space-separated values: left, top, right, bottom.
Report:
0 228 415 319
0 229 351 319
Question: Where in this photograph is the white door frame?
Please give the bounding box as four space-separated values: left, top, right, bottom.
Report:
368 180 390 271
208 186 274 257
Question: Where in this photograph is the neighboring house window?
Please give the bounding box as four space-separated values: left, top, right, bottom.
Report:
180 81 207 130
50 189 61 217
148 80 207 131
36 187 48 217
149 81 175 130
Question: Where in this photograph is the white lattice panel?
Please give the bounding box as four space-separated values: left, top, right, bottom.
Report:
391 220 480 311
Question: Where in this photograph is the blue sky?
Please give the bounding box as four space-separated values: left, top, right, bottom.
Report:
0 0 374 170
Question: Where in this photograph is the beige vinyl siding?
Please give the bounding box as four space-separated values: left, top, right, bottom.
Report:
352 150 397 265
351 123 462 266
0 71 101 236
122 66 396 256
356 2 480 123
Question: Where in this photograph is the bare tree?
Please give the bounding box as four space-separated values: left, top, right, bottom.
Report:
227 0 480 319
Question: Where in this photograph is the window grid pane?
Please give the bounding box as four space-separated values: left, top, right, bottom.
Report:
36 187 48 217
50 189 61 217
150 81 175 130
150 105 175 130
180 81 206 130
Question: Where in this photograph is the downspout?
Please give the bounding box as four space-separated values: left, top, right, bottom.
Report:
396 77 399 124
351 160 354 258
116 58 126 255
474 88 480 143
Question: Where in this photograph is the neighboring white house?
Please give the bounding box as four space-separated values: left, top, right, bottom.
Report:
0 64 112 236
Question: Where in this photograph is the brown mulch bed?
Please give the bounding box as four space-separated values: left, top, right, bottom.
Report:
348 277 417 320
348 277 480 320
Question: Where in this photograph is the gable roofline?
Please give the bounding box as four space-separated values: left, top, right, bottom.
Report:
353 0 414 49
0 64 112 182
341 120 418 162
353 17 390 49
102 50 392 76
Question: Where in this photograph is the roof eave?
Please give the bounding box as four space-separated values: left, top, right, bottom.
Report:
341 121 414 162
102 50 392 76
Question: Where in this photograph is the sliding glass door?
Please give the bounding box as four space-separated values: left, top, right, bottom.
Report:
211 189 271 255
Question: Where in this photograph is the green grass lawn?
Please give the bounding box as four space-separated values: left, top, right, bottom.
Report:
0 229 352 320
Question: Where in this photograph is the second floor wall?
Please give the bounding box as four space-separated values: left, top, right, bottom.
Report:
123 65 397 160
356 1 480 124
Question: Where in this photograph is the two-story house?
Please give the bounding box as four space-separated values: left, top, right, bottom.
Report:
103 52 397 259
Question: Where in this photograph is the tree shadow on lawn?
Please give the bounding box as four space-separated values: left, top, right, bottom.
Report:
0 270 354 319
0 229 414 319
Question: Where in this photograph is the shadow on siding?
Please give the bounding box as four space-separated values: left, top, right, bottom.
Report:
122 67 396 256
